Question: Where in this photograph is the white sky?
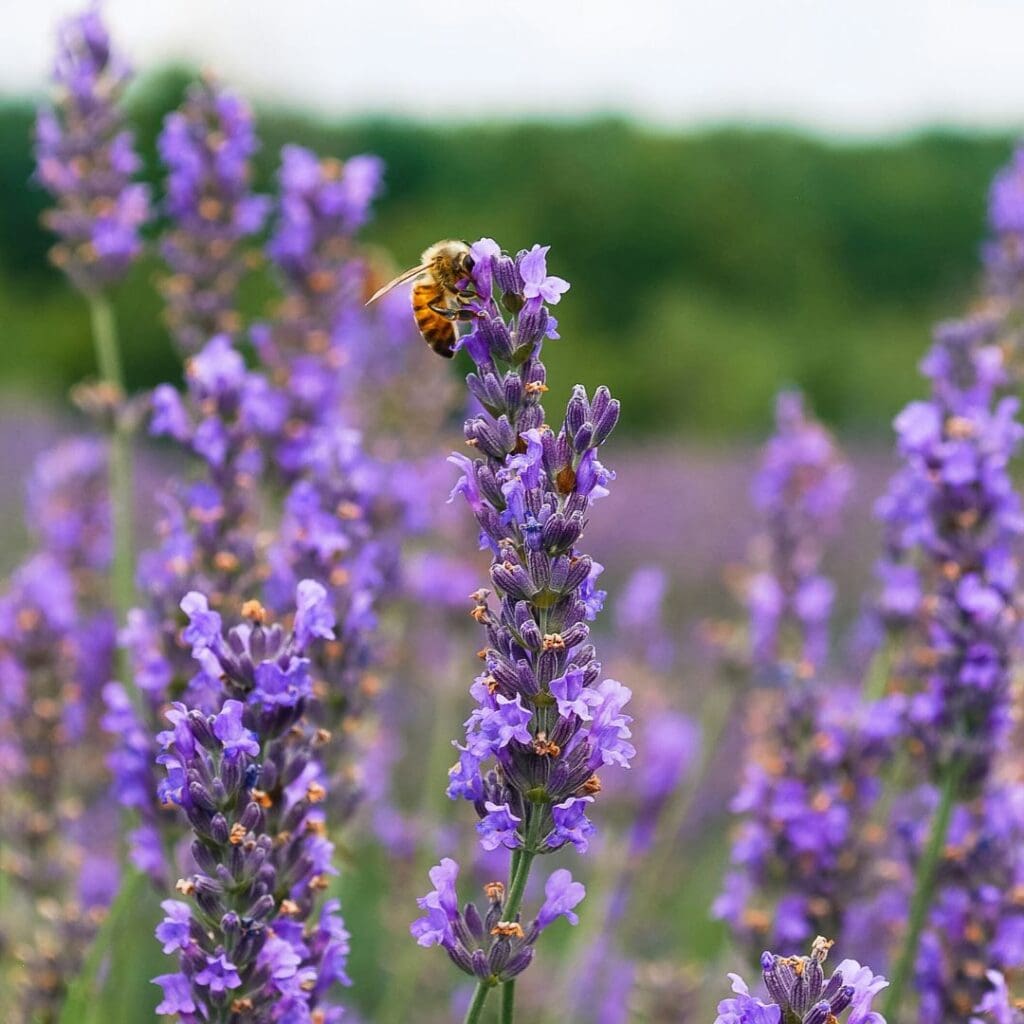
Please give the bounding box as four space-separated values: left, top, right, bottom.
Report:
4 0 1024 134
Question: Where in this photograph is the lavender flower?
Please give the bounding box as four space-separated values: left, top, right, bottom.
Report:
158 76 269 352
411 859 584 983
34 5 149 293
412 238 627 1013
875 303 1023 792
153 583 349 1022
0 438 116 1021
973 971 1024 1024
746 391 852 677
714 684 900 958
905 786 1024 1022
715 937 888 1024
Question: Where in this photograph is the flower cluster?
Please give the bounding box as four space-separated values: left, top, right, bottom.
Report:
720 937 888 1024
715 684 900 958
444 240 628 858
411 859 584 983
255 144 384 473
34 6 149 293
153 583 349 1021
714 937 888 1024
746 391 852 676
0 438 116 1020
158 76 269 352
906 786 1024 1021
875 291 1023 792
410 238 625 1001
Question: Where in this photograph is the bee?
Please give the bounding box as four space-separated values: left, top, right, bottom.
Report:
365 239 478 358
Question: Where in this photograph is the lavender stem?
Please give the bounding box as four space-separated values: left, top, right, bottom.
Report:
463 981 494 1024
500 979 517 1024
882 761 963 1018
87 294 137 698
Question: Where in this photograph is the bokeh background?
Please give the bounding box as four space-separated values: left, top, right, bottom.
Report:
3 3 1024 1020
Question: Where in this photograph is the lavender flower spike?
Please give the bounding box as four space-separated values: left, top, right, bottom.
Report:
153 581 349 1022
158 76 269 352
413 238 627 1020
35 5 150 293
715 937 888 1024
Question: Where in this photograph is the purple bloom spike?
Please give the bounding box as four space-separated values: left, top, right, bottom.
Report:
158 76 269 352
35 5 150 293
412 238 628 995
715 938 887 1024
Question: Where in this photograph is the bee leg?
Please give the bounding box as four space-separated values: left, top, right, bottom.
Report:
428 303 479 322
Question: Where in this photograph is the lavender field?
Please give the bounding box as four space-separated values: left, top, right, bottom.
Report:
4 6 1024 1024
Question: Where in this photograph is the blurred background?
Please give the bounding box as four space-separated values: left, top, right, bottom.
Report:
4 1 1024 439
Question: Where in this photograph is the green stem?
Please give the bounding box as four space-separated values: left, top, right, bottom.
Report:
499 980 516 1024
462 980 494 1024
87 295 137 698
503 848 536 921
88 296 135 611
882 763 962 1019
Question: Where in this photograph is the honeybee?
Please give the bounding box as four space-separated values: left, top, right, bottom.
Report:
366 239 478 358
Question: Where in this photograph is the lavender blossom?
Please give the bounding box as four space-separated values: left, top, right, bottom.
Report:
412 238 627 1012
903 786 1024 1021
158 77 269 352
714 937 888 1024
105 333 284 880
0 438 116 1022
875 308 1023 792
714 684 900 958
411 859 584 984
34 5 149 293
153 583 349 1022
746 391 852 677
973 971 1024 1024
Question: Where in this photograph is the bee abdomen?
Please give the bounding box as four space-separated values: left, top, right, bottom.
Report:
411 281 457 358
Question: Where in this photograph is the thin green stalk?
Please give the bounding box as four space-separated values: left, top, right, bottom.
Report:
87 294 136 659
462 981 494 1024
499 980 516 1024
882 762 962 1019
863 640 894 702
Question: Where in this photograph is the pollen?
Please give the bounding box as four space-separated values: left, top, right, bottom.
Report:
229 823 247 845
231 998 254 1013
213 551 239 572
251 788 273 808
811 935 834 962
525 381 549 395
241 599 268 623
542 633 566 651
306 781 327 803
580 774 602 795
484 881 505 902
280 899 300 916
533 735 561 757
175 878 195 896
491 921 525 938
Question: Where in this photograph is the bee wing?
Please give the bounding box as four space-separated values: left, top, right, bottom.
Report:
365 263 430 305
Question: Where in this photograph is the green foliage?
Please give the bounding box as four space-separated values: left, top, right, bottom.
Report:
0 75 1016 436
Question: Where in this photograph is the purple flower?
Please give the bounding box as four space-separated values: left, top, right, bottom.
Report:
35 7 150 293
715 940 887 1024
519 244 570 306
535 869 586 929
211 699 259 758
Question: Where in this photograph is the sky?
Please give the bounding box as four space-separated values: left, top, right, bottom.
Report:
4 0 1024 135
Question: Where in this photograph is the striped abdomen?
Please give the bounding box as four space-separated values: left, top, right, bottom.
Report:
411 279 456 358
